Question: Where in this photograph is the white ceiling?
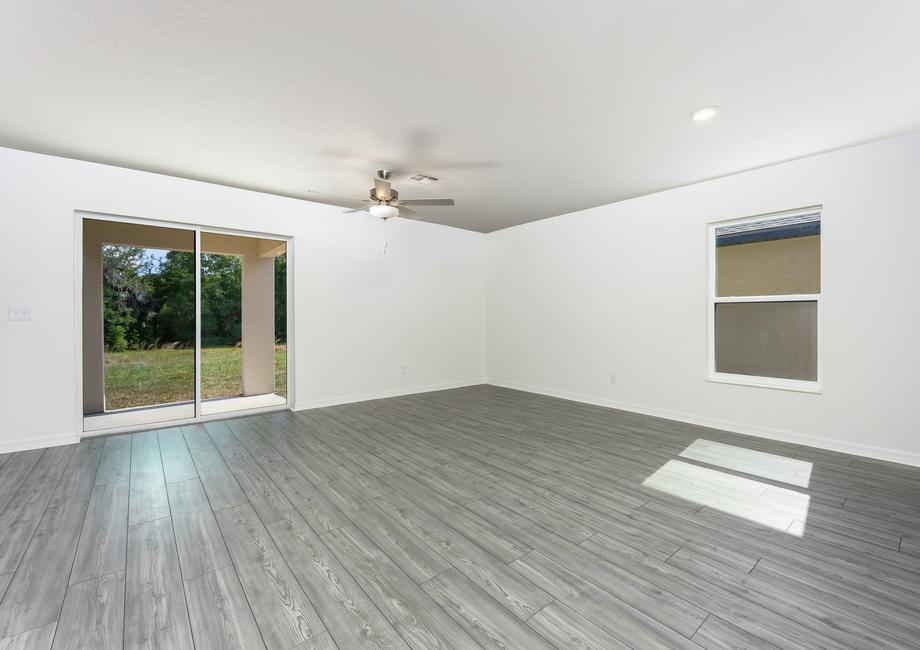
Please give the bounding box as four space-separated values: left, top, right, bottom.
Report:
1 1 918 232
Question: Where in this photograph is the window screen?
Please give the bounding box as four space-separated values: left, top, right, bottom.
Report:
715 301 817 381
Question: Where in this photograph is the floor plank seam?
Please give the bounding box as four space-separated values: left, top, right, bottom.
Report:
183 425 272 650
522 598 555 623
326 518 467 650
121 442 133 650
296 424 559 646
218 420 414 649
0 445 87 646
663 545 682 564
689 611 711 640
0 450 48 527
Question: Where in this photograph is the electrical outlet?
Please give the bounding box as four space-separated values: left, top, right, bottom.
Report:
609 373 617 385
401 365 407 376
8 304 31 321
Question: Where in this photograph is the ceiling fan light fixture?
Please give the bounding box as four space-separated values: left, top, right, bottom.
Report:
369 204 399 220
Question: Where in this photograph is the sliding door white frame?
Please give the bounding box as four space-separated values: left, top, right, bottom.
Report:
194 228 203 420
73 210 295 437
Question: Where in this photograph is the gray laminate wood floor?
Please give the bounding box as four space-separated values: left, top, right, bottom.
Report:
0 385 918 648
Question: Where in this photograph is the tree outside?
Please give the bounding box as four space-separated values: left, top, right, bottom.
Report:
101 245 287 410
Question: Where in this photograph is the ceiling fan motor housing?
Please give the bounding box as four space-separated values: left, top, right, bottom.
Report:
371 187 398 202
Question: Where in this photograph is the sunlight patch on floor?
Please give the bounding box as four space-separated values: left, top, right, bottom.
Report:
642 457 811 535
679 438 813 487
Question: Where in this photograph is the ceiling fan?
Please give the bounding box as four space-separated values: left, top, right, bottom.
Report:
312 170 455 221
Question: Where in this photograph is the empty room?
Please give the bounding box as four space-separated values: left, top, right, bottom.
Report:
1 1 919 648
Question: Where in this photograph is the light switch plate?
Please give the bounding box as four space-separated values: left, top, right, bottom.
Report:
8 304 31 321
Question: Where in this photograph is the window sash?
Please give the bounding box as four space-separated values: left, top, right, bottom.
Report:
713 294 818 304
707 207 822 393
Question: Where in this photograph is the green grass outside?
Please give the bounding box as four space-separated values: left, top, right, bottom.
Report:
103 345 287 411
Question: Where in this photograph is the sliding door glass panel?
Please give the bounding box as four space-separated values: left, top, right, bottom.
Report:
199 232 287 415
714 301 817 381
274 250 287 400
83 219 196 431
200 251 243 400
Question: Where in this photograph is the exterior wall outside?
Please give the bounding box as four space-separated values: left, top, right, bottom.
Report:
717 234 820 296
240 250 276 395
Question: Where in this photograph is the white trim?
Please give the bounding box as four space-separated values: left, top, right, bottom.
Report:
0 433 80 455
75 209 291 242
707 206 822 393
294 380 485 411
284 238 294 410
194 228 202 418
73 213 84 441
707 373 822 394
487 379 920 468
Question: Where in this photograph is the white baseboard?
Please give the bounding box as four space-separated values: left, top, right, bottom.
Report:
0 432 79 454
487 379 920 468
294 379 485 411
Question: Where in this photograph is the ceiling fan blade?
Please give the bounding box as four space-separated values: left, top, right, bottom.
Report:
342 207 370 214
397 206 426 220
396 198 455 207
373 177 392 201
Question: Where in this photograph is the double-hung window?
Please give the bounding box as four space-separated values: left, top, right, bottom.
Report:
708 206 821 392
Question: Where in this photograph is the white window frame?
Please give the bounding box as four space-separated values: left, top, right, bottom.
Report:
707 206 822 394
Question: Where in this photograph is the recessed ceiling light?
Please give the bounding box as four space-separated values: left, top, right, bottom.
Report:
691 105 721 122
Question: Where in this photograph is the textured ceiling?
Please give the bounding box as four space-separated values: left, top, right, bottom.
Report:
1 1 918 232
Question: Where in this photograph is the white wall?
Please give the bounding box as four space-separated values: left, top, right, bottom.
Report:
487 134 920 465
4 135 918 464
0 147 486 451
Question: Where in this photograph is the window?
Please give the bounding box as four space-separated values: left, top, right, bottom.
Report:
708 207 821 392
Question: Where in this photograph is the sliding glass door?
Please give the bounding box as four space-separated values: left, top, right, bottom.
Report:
198 232 288 416
81 215 290 433
82 219 197 431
